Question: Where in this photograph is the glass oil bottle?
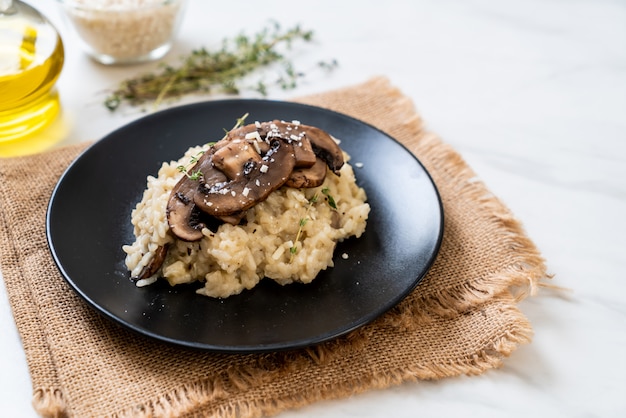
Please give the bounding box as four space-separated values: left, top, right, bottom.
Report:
0 0 65 156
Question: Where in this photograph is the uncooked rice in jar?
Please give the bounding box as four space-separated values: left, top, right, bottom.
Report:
62 0 184 60
122 144 370 298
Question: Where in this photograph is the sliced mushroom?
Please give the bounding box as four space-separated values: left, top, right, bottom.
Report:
241 120 343 173
167 191 205 241
193 138 296 216
135 244 169 280
212 140 263 180
292 135 317 168
285 157 328 189
227 120 317 168
166 119 345 241
166 150 226 241
305 125 344 174
216 211 246 225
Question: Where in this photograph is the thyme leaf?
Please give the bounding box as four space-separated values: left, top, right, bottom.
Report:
104 22 336 111
177 113 249 180
289 192 318 263
177 152 204 180
322 187 337 210
289 187 339 262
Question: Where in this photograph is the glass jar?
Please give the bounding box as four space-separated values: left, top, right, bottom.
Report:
0 0 65 156
57 0 187 65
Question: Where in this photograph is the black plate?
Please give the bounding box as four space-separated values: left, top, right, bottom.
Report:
47 99 443 352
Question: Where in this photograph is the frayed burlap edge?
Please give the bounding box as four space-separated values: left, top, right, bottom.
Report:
100 294 535 418
295 77 547 318
401 132 546 319
32 389 67 418
0 144 91 418
0 77 549 418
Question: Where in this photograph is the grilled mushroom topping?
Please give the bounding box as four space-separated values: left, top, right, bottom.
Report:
135 244 169 280
166 120 345 242
166 150 222 241
193 138 296 216
304 124 344 174
285 157 328 189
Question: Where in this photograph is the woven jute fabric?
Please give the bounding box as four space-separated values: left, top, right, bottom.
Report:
0 77 547 418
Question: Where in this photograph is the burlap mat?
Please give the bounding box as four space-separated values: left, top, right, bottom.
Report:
0 77 547 418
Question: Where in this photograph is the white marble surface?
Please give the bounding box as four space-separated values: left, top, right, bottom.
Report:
1 0 625 416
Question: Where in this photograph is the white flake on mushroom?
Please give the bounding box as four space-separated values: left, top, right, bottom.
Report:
245 131 262 141
167 119 344 240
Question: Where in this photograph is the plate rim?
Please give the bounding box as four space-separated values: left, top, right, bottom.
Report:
46 98 444 352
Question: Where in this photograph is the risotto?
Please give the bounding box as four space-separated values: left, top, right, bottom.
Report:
122 120 370 298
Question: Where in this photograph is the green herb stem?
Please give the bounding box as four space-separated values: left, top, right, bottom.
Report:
288 188 337 263
176 113 249 180
105 23 333 111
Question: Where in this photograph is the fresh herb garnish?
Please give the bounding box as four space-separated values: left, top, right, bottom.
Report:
104 22 337 111
223 113 249 139
289 192 318 262
322 187 337 210
289 188 337 262
177 150 205 180
176 113 249 181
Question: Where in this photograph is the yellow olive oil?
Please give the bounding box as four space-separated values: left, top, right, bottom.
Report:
0 0 65 156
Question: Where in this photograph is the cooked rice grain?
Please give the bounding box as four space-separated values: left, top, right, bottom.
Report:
122 146 369 298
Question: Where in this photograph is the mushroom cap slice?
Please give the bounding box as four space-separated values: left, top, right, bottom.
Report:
292 134 317 168
166 119 345 239
193 139 296 216
239 119 341 172
226 120 317 168
135 244 169 280
212 140 263 180
216 211 246 225
304 125 344 174
285 157 328 189
167 186 205 242
166 150 225 241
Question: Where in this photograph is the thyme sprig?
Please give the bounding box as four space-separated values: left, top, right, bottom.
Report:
176 113 249 180
176 150 205 180
289 187 338 262
222 112 250 138
321 187 337 209
104 23 336 111
290 193 319 263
